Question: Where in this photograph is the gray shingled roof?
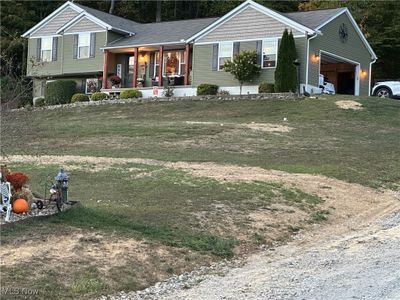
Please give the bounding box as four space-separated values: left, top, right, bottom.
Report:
75 2 344 48
283 8 345 30
106 18 218 48
75 3 140 33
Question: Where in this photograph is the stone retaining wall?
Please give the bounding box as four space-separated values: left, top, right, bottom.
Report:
12 93 298 111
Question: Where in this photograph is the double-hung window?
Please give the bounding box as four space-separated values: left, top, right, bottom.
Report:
78 33 90 59
218 42 233 70
41 37 53 62
262 39 278 68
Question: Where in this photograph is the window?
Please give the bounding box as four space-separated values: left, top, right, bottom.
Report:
78 33 90 59
218 42 233 70
262 39 278 68
154 51 185 76
128 56 135 74
154 52 160 76
41 37 53 62
179 52 186 75
86 78 99 94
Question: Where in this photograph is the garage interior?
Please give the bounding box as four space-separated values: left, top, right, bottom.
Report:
320 53 357 95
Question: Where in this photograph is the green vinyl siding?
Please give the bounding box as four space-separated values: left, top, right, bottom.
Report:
308 12 373 96
27 32 106 77
27 38 62 77
192 37 307 87
63 32 106 74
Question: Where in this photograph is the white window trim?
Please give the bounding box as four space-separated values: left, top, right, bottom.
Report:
218 41 233 71
41 36 53 62
154 50 185 76
77 32 91 59
261 38 278 69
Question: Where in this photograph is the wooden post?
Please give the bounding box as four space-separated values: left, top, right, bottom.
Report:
184 44 190 85
133 47 139 88
158 46 164 87
102 50 109 89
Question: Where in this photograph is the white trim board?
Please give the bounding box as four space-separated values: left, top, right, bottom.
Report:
22 1 83 37
186 0 315 43
194 35 305 45
57 13 110 33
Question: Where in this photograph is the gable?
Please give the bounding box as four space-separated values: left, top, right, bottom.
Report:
197 6 303 43
317 12 374 59
64 16 106 34
317 9 376 59
31 6 80 37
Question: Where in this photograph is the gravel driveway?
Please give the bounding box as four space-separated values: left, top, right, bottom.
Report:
101 210 400 300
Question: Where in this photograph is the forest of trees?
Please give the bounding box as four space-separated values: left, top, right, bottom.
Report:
1 0 399 80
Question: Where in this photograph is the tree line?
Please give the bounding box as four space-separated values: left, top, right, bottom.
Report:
1 0 399 80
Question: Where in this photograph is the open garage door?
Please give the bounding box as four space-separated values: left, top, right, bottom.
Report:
319 51 360 96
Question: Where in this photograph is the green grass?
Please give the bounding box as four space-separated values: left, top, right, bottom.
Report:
1 95 399 298
3 96 399 188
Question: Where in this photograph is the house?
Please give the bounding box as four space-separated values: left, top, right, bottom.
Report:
22 0 377 98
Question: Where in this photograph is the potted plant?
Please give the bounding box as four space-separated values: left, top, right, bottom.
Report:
110 75 121 88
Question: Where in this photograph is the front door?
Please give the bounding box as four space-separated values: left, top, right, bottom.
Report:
123 55 135 88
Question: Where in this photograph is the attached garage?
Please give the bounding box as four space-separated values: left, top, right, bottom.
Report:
319 51 360 95
303 8 376 96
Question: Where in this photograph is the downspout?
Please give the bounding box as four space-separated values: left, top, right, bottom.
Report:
305 31 319 93
60 34 64 75
368 58 377 96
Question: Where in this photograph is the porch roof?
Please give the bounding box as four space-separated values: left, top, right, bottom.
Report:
103 17 218 49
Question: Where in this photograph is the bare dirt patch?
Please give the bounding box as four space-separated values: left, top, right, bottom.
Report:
3 155 397 236
244 122 293 133
0 228 212 289
185 121 293 133
335 100 364 110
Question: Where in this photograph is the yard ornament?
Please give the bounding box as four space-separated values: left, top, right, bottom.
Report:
0 172 12 222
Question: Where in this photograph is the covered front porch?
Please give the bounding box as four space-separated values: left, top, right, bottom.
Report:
101 43 192 90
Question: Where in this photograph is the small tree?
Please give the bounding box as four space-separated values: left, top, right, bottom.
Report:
224 50 261 95
274 29 298 92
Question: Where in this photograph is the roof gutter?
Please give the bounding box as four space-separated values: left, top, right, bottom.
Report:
102 40 187 50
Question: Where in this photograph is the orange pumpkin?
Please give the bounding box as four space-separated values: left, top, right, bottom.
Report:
13 198 29 214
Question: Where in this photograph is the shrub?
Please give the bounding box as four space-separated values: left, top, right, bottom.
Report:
274 29 297 92
163 86 174 97
120 89 142 99
197 84 219 96
45 80 77 105
91 92 107 101
258 81 275 93
71 93 89 103
34 97 45 107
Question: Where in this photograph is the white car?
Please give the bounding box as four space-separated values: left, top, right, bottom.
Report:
372 81 400 99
